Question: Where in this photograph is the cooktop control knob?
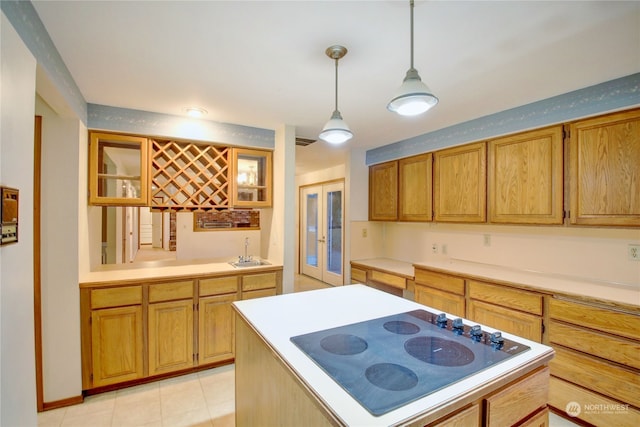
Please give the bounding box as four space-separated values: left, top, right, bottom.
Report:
452 318 464 335
489 332 504 348
470 325 483 341
436 313 448 328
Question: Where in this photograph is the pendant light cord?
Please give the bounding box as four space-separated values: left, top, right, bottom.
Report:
410 0 415 70
334 57 339 112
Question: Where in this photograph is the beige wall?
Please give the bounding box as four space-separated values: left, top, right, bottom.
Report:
0 11 38 425
35 96 84 402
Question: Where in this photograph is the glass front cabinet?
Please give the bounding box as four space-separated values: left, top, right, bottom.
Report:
89 132 150 206
231 148 272 208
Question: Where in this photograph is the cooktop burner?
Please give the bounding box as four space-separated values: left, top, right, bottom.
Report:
291 309 530 416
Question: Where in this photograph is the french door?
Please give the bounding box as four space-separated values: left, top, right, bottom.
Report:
300 181 344 286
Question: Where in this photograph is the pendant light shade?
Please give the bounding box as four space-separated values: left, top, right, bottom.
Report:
319 45 353 144
388 0 438 116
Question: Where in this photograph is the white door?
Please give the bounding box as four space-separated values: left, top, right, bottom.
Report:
301 182 344 286
139 207 153 245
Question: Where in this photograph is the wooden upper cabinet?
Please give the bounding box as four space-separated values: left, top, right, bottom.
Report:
89 132 149 206
231 148 273 208
434 142 487 222
399 153 433 222
369 161 398 221
488 126 564 224
569 109 640 226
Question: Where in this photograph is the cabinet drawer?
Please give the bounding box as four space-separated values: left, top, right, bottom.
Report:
549 346 639 407
242 272 277 291
414 269 465 295
242 288 277 300
548 320 640 369
549 298 640 340
148 280 193 303
415 285 465 318
468 299 542 342
91 286 142 309
200 276 238 296
549 376 640 427
370 270 406 289
468 280 542 315
351 267 367 283
485 367 549 427
431 403 480 426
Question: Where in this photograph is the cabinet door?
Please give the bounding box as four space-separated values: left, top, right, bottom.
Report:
91 306 144 387
569 108 640 226
488 126 564 224
467 300 542 342
231 148 272 208
399 153 433 221
88 132 149 206
415 285 465 318
434 142 487 222
369 161 398 221
198 293 237 365
148 300 194 375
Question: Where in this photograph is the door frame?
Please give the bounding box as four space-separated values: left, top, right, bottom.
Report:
298 178 345 286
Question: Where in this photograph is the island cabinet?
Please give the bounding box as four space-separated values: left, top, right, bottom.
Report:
80 266 282 391
467 280 544 342
547 297 640 426
369 160 398 221
569 108 640 226
414 268 466 318
433 142 487 223
233 285 554 427
488 125 564 225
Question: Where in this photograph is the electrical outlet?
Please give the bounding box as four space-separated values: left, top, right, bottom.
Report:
432 243 438 254
483 234 491 247
629 244 640 261
361 228 367 238
442 244 448 255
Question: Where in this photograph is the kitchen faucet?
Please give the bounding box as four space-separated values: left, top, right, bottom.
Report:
239 237 251 263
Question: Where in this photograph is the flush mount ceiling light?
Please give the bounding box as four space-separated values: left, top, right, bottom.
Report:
319 45 353 145
387 0 438 116
185 107 207 118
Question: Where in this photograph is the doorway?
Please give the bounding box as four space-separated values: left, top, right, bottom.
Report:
300 181 344 286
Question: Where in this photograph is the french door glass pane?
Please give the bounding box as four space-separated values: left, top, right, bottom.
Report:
306 193 318 267
326 190 342 275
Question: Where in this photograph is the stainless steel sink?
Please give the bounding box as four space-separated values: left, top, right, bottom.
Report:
229 259 271 268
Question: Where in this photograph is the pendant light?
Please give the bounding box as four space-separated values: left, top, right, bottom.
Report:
319 45 353 144
387 0 438 116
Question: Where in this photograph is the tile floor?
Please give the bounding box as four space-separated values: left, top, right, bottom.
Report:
37 275 578 426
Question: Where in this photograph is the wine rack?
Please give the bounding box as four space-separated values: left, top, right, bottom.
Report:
150 139 230 209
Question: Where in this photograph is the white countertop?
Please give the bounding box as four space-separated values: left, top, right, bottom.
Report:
414 258 640 307
233 285 554 426
80 257 281 284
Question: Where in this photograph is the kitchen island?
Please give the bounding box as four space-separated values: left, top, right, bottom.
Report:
233 285 554 426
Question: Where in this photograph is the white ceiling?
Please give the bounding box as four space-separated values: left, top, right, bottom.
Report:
32 1 640 175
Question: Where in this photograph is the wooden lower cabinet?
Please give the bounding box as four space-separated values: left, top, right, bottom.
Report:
80 267 282 391
467 299 542 342
414 268 465 317
430 404 480 426
415 285 465 318
148 300 194 376
547 297 640 426
91 305 144 387
198 293 237 364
